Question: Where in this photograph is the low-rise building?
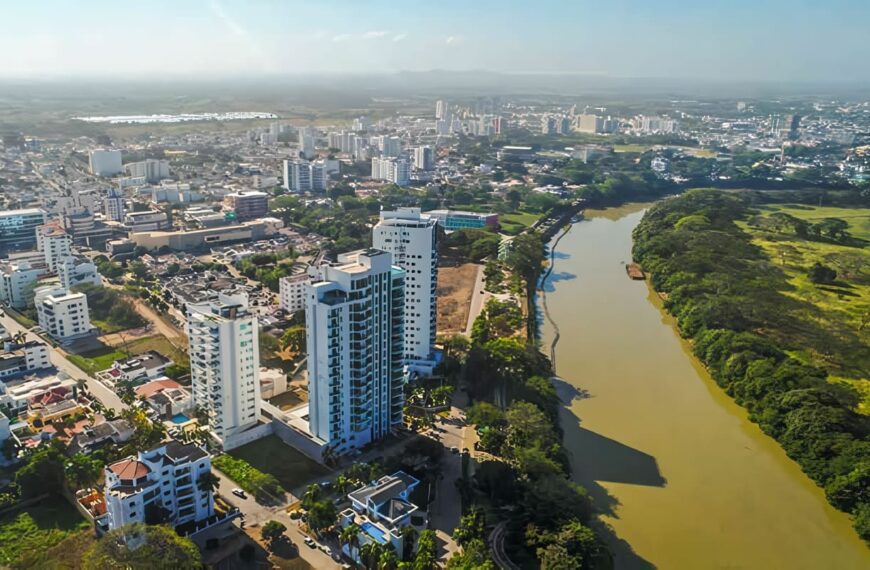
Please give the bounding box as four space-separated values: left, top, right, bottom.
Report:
0 340 51 379
104 351 173 385
223 191 269 221
134 378 192 419
340 471 423 561
34 286 93 342
423 209 498 231
103 441 215 531
0 260 43 308
278 272 310 314
124 210 170 232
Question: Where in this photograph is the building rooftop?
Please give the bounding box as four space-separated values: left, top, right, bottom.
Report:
108 459 150 480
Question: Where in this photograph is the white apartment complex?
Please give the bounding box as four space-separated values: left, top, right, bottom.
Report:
305 250 405 455
283 159 327 193
58 256 101 290
0 260 42 308
0 340 51 379
104 187 126 222
371 157 410 186
372 208 438 369
89 149 123 176
104 441 214 531
279 273 310 314
413 146 434 171
34 285 93 341
125 159 170 183
35 221 72 272
187 292 261 443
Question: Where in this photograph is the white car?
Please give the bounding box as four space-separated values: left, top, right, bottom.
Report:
231 488 246 499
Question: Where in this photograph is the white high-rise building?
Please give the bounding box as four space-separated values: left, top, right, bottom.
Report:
187 292 261 444
371 157 410 186
435 100 448 120
298 128 316 159
104 187 126 222
125 159 170 183
284 159 327 193
413 146 434 171
305 250 405 455
0 260 42 309
88 149 123 176
34 285 93 342
58 257 101 290
35 221 72 272
372 208 438 370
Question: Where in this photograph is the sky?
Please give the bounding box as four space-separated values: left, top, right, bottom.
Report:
1 0 868 83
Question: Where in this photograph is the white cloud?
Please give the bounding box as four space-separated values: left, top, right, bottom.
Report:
332 33 352 42
446 36 457 44
362 30 388 39
392 33 407 42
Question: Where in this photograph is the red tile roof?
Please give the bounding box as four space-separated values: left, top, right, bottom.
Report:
134 378 182 399
108 459 150 479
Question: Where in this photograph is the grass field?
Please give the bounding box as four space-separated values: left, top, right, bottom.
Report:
741 204 870 413
67 346 127 375
0 501 90 567
125 335 189 368
224 435 329 494
499 211 541 235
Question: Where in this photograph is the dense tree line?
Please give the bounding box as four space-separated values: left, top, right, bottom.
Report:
632 190 870 542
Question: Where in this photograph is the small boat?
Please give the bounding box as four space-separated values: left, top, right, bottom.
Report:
626 263 645 280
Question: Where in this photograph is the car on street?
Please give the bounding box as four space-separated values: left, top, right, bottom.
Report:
231 488 246 499
304 537 316 549
450 446 460 454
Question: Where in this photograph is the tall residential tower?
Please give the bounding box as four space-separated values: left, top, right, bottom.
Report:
372 208 438 372
187 292 261 445
305 250 405 455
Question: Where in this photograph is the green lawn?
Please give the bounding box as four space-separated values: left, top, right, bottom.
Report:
741 205 870 413
500 211 541 235
67 346 127 375
226 435 330 493
126 335 189 369
0 501 90 567
757 204 870 241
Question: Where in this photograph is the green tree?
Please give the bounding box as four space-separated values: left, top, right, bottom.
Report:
412 529 438 570
261 520 287 546
808 262 837 284
65 453 103 490
308 500 337 535
83 523 201 569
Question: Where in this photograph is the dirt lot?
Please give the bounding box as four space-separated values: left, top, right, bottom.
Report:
437 263 480 334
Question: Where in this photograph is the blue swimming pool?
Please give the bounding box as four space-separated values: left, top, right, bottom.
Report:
171 413 190 424
360 521 387 544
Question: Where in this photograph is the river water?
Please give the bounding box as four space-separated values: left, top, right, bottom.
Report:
538 204 870 569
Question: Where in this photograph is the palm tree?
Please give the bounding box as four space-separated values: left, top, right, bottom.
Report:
378 549 398 570
339 523 360 558
335 474 351 496
360 542 382 570
399 526 417 560
197 471 220 495
301 483 323 510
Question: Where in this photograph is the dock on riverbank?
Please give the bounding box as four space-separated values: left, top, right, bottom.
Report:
626 263 645 280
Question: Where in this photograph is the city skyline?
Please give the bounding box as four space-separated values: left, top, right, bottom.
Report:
2 0 870 83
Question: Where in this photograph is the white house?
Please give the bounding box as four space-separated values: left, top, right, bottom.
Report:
34 285 93 342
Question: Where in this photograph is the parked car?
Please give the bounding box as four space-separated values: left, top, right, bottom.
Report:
231 488 246 499
304 537 316 549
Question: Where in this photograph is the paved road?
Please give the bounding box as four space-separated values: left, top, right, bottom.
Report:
213 468 341 569
464 263 490 336
0 312 128 412
428 405 468 562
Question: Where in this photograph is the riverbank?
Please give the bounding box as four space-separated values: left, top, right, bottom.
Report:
538 203 870 568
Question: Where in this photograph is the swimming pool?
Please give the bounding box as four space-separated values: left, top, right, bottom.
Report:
360 521 387 544
171 413 190 424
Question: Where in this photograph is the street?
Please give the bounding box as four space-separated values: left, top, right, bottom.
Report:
0 311 128 412
213 468 341 569
464 263 490 336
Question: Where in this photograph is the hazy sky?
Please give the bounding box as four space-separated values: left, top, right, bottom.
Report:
1 0 868 83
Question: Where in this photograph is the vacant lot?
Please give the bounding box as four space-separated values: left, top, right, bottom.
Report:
499 211 540 235
0 501 89 567
437 263 480 334
227 435 329 494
